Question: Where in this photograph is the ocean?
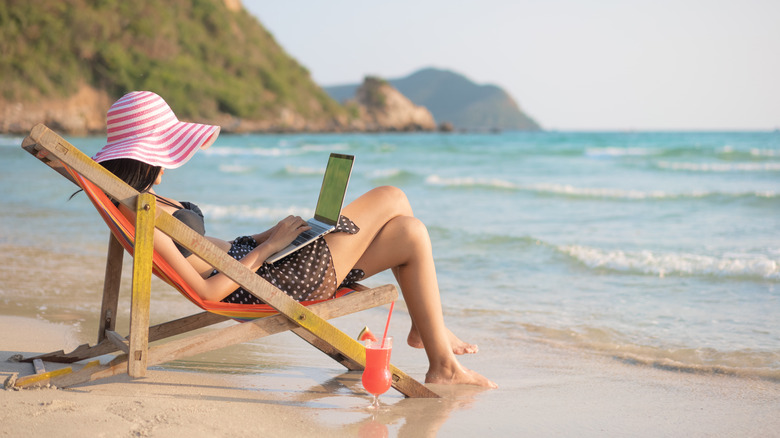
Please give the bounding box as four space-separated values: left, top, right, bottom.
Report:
1 130 778 382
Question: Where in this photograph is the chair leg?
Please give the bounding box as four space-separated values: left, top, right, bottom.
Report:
23 311 229 364
98 233 124 344
128 193 155 377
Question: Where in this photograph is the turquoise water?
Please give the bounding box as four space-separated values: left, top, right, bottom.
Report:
1 131 779 379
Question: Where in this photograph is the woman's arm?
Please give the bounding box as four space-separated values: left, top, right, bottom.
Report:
154 215 310 302
250 228 274 244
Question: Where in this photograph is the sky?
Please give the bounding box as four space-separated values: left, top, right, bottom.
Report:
243 0 780 131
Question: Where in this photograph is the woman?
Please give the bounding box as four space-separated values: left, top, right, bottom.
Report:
93 91 496 388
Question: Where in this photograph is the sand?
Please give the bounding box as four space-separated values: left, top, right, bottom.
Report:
1 315 779 437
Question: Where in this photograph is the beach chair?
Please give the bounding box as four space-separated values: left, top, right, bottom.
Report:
13 124 438 398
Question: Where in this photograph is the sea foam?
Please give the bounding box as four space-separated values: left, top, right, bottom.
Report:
518 321 780 381
425 174 517 190
560 245 780 280
282 165 324 176
218 164 255 174
200 204 314 221
204 147 300 157
426 175 777 200
301 143 350 152
585 147 660 157
657 161 780 172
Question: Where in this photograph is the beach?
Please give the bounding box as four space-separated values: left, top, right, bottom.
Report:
2 130 779 436
2 313 779 437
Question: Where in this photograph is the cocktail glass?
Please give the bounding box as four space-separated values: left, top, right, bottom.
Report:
362 337 393 409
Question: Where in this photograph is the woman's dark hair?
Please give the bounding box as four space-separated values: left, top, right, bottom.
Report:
70 158 162 201
99 158 162 193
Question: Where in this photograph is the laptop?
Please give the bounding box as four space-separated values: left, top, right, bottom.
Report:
265 153 354 264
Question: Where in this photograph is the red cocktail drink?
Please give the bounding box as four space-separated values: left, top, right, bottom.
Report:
362 337 392 408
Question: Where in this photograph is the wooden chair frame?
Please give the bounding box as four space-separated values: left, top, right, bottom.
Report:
13 124 437 398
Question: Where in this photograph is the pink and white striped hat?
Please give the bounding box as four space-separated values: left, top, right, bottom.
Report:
93 91 220 169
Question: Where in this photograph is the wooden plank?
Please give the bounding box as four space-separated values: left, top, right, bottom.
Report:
24 311 228 364
24 285 397 389
21 133 80 186
14 367 74 388
24 344 101 364
147 311 229 340
105 330 130 354
14 360 100 389
142 285 398 367
33 359 46 375
26 124 138 205
98 233 124 343
128 193 155 377
290 286 379 371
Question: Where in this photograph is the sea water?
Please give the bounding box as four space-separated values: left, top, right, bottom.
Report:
1 131 778 380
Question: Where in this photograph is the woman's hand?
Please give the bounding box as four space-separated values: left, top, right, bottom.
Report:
263 216 310 254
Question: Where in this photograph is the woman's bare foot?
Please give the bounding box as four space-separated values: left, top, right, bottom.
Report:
408 326 479 354
425 361 497 388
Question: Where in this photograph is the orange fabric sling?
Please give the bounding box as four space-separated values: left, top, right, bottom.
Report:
65 164 354 322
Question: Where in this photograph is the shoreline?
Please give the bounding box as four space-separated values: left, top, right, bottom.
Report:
2 315 779 437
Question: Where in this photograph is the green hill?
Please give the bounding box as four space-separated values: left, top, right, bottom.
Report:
0 0 344 128
325 68 541 131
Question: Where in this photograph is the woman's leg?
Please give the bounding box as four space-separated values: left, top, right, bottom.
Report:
324 186 413 278
327 186 474 353
325 187 495 387
325 186 479 354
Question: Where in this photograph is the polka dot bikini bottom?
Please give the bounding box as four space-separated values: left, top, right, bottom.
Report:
217 215 365 304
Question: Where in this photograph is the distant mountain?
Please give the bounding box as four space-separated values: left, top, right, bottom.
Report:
324 68 541 131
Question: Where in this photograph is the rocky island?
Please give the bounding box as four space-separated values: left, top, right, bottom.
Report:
344 77 436 132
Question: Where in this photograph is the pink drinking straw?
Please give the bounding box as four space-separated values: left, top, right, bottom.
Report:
380 301 395 348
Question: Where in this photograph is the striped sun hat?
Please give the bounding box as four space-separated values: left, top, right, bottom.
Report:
92 91 220 169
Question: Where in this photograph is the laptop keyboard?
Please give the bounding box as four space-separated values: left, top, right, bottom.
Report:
292 222 329 245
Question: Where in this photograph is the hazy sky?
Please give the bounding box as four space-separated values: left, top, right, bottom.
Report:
243 0 779 131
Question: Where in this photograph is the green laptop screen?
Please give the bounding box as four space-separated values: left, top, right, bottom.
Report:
314 154 354 225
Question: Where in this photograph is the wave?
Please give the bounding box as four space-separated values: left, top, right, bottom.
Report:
716 146 780 160
218 164 255 174
300 143 350 152
575 143 780 163
559 245 780 281
527 184 778 201
469 310 780 381
368 168 404 178
367 168 418 184
279 165 324 176
530 183 680 200
518 322 780 381
218 163 323 175
200 204 313 221
656 161 780 172
426 175 519 191
585 147 662 157
749 148 779 158
425 175 778 200
204 146 302 157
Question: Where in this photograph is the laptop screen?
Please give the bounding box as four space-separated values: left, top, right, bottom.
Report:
314 153 354 225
